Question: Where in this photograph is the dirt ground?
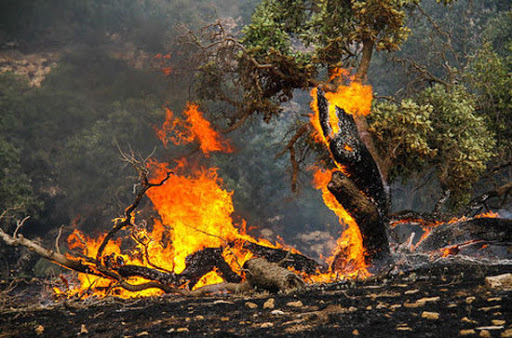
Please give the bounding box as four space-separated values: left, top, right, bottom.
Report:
1 261 511 337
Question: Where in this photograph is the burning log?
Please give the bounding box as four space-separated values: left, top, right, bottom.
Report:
316 89 391 268
415 217 512 254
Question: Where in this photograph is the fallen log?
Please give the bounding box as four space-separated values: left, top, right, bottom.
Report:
244 257 305 293
416 217 512 254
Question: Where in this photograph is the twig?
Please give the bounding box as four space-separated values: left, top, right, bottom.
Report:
55 225 64 254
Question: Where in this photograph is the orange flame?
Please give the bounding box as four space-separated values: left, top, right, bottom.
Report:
155 103 232 156
307 68 374 280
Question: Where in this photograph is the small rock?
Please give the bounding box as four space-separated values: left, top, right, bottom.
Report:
136 332 149 336
479 330 491 338
390 304 402 310
80 324 88 335
501 329 512 337
421 311 439 320
221 317 230 322
271 310 285 315
352 329 360 335
466 296 476 304
487 297 501 302
263 298 275 309
447 303 458 308
460 329 476 336
176 328 189 333
396 326 413 331
476 326 504 331
185 317 190 322
366 305 372 310
404 302 421 308
417 296 441 305
35 325 44 336
461 317 478 324
286 300 303 308
348 306 357 312
485 273 512 289
376 303 387 309
492 320 505 325
260 322 273 328
479 305 501 312
195 315 204 320
404 289 419 295
245 302 258 309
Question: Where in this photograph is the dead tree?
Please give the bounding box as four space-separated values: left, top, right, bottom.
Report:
316 89 391 268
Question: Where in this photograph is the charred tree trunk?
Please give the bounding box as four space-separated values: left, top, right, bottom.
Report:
316 89 391 268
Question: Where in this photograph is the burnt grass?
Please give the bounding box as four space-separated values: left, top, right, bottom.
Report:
1 261 511 337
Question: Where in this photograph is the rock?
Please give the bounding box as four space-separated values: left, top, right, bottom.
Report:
195 315 204 320
136 332 149 336
404 289 419 295
80 324 88 335
460 329 476 336
476 326 504 331
461 317 478 324
466 296 476 304
492 320 506 325
221 317 230 322
271 310 285 315
479 305 501 312
366 305 372 310
485 273 512 289
286 300 303 308
501 329 512 337
416 296 441 305
421 312 439 320
245 302 258 309
390 304 402 310
176 328 189 333
487 297 501 302
352 329 360 335
479 330 491 338
260 322 273 328
376 303 387 310
263 298 275 309
405 296 440 308
348 306 358 312
35 325 44 336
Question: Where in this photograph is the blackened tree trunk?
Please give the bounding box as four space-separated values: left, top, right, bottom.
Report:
316 89 391 268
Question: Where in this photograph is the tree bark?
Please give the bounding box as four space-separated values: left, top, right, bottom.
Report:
327 171 391 266
316 89 391 268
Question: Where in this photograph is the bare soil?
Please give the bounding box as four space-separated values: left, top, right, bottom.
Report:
1 261 511 337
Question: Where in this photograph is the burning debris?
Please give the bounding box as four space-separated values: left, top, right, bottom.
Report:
0 70 510 304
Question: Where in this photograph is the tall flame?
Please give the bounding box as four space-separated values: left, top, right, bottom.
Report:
308 68 373 279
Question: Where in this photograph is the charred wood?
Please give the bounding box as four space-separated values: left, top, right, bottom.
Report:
327 171 391 268
316 89 389 215
416 217 512 253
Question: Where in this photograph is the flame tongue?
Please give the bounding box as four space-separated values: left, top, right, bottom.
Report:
309 68 373 278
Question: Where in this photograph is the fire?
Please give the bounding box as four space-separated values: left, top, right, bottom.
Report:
155 103 232 155
307 68 374 279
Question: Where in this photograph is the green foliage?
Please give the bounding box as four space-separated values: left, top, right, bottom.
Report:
0 137 41 216
241 0 416 68
370 84 496 208
465 11 512 160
